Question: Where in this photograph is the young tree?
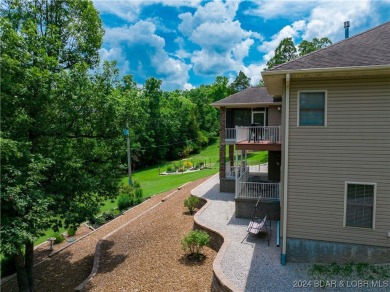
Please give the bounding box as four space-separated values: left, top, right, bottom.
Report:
229 71 251 93
266 37 332 69
1 1 121 290
266 37 297 69
298 37 332 56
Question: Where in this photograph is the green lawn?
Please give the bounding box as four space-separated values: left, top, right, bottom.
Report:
33 139 268 246
120 139 221 198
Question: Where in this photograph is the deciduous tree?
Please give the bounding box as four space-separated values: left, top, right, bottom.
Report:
1 1 120 290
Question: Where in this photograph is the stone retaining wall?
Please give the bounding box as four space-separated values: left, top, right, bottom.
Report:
193 197 238 292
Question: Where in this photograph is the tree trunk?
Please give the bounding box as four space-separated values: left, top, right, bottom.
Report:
25 241 35 292
14 250 31 292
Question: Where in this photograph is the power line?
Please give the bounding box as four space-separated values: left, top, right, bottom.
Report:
131 139 197 151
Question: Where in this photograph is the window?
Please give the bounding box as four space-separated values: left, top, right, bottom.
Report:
298 91 326 126
344 182 376 229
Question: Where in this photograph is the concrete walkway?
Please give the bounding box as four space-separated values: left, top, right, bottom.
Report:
192 174 311 292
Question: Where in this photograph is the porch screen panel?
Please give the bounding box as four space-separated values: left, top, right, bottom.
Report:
299 92 325 126
233 109 252 126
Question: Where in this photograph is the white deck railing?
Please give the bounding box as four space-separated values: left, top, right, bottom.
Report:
236 181 280 200
225 126 281 144
225 128 236 142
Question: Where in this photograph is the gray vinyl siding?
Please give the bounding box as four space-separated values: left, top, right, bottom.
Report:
268 106 281 126
287 77 390 248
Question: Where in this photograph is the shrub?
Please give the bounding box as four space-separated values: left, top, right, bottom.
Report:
134 197 143 205
120 184 133 196
132 180 141 188
118 194 133 211
103 210 116 221
67 227 77 237
94 216 106 226
54 233 65 244
167 165 175 172
183 161 193 169
184 196 200 215
181 230 210 261
135 188 143 199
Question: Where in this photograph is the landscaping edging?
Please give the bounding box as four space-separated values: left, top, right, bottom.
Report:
191 177 239 292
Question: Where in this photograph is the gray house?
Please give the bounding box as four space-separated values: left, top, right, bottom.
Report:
214 21 390 264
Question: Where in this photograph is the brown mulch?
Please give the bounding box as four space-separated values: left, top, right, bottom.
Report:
33 224 93 265
1 177 216 292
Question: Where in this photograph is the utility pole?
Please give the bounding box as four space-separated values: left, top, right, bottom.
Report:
124 124 132 185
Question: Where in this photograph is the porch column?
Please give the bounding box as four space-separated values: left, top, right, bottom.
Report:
229 145 234 169
241 150 245 171
219 107 226 179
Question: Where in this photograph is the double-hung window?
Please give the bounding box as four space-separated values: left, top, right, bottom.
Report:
298 91 326 126
344 182 376 229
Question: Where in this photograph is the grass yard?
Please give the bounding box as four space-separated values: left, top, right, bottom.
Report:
32 139 268 246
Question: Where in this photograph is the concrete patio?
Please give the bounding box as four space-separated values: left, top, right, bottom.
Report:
192 174 310 292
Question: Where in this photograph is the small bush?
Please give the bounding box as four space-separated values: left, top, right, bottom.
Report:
94 216 106 226
135 188 143 199
181 230 210 261
184 196 200 215
166 165 175 172
54 233 65 244
103 210 116 221
183 161 193 169
67 227 77 237
132 180 141 188
118 194 133 211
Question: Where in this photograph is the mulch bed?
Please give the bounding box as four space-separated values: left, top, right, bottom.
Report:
86 180 216 291
1 177 216 292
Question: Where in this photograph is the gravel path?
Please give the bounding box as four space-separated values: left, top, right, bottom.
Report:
192 174 311 292
2 177 215 292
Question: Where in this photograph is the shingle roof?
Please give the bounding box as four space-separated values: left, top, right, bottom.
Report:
211 86 274 107
267 21 390 71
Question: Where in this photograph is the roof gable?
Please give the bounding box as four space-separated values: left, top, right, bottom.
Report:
211 86 275 107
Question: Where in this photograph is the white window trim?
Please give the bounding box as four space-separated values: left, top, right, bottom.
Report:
251 108 266 125
343 181 377 229
297 90 327 127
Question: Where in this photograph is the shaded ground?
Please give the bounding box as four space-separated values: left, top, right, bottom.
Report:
2 177 215 292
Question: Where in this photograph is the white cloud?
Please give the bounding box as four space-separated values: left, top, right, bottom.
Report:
93 0 142 22
174 37 191 59
240 63 267 86
190 20 251 51
302 0 374 40
232 38 255 61
102 21 191 89
192 50 236 75
178 0 241 36
178 0 259 76
258 20 306 61
94 0 202 22
183 82 195 90
245 0 317 20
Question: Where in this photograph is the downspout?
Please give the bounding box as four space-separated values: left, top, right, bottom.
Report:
281 73 290 265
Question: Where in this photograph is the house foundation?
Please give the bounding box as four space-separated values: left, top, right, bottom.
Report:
286 238 390 264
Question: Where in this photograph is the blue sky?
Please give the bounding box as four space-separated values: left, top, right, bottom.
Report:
93 0 390 90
